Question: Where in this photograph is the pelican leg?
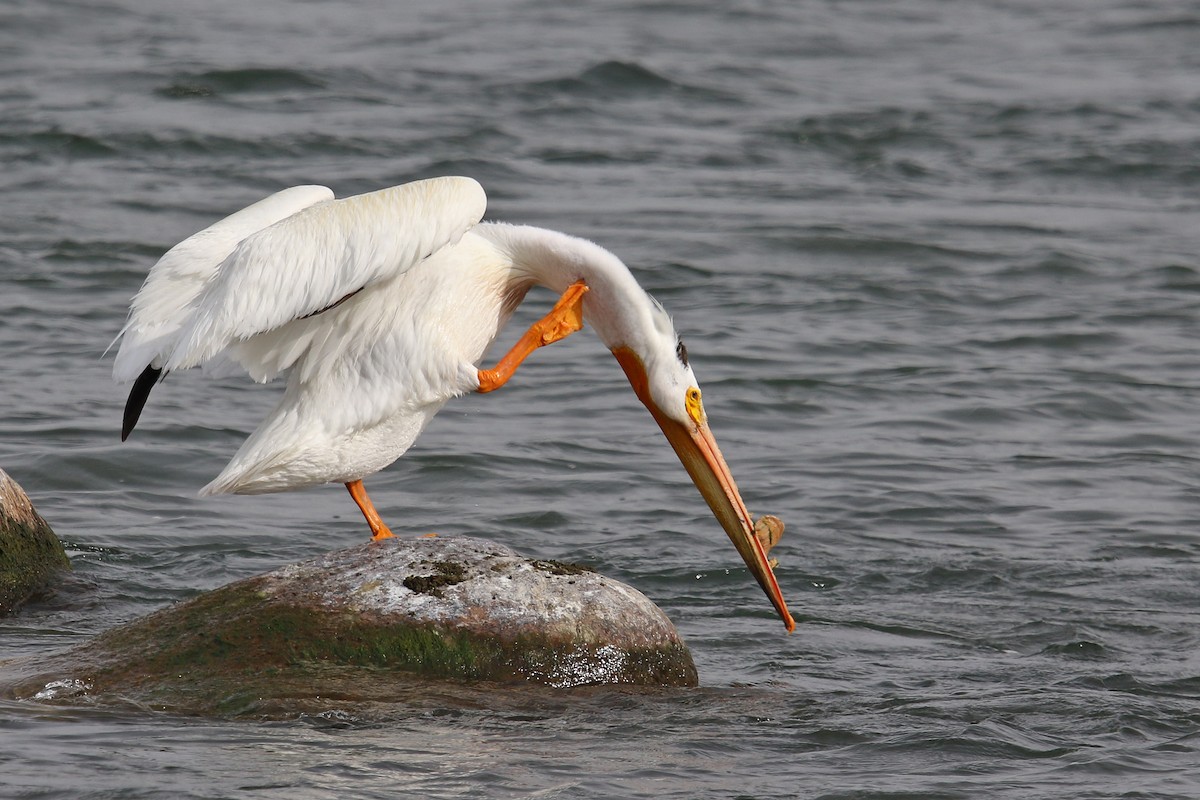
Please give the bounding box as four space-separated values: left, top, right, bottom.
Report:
477 281 589 393
345 479 394 540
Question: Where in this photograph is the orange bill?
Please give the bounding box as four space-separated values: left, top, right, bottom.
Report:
612 347 796 632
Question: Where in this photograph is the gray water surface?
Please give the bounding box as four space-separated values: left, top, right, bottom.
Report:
2 1 1200 798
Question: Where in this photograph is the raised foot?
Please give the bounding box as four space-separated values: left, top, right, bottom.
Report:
535 281 588 346
478 281 589 393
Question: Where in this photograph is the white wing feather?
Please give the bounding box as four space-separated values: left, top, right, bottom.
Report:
112 185 334 381
161 176 487 374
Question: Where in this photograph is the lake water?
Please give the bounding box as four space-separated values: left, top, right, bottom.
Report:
2 1 1200 797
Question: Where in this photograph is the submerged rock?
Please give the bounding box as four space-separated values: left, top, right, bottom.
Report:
0 469 70 616
3 536 696 713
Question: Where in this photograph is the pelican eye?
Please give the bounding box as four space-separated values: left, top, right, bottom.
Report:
684 386 704 426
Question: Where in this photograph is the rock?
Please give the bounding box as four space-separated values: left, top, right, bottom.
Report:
2 536 696 714
0 469 70 616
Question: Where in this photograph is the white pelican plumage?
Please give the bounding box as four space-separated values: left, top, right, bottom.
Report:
112 177 794 631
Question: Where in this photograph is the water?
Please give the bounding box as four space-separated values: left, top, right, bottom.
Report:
2 0 1199 797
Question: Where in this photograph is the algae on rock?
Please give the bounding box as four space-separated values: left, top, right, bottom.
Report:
0 469 70 616
3 535 696 714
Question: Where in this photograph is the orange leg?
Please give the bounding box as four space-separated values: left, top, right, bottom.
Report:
477 281 589 393
345 479 394 541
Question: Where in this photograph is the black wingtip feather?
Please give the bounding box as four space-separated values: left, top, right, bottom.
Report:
122 365 163 441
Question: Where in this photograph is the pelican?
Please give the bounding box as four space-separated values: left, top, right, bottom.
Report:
112 177 794 631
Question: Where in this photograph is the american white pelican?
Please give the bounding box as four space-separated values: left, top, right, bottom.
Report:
112 177 794 632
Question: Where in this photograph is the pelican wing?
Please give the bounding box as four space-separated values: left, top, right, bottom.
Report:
160 176 488 374
112 184 335 381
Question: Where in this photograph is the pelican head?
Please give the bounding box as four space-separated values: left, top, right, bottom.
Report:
607 303 795 632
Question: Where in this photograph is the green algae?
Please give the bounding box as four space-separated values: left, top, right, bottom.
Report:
2 536 697 714
61 573 695 709
0 479 70 616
